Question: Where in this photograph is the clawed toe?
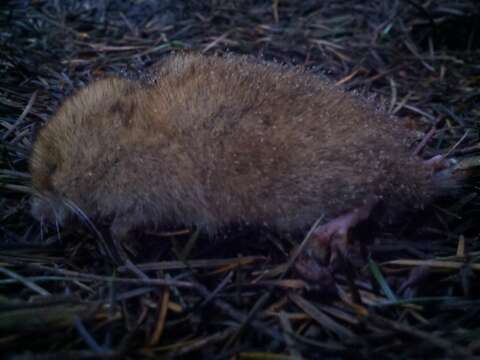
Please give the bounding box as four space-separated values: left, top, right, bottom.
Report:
294 222 350 284
294 252 335 284
309 225 349 264
425 155 457 173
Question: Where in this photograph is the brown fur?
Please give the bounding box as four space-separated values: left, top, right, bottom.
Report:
30 53 437 238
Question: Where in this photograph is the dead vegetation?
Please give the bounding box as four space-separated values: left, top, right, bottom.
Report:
1 1 479 359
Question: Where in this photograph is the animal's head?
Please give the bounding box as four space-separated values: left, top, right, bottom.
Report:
29 77 138 226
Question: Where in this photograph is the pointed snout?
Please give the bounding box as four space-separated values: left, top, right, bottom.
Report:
30 196 68 225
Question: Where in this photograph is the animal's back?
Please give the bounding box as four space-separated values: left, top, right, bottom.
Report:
132 53 432 231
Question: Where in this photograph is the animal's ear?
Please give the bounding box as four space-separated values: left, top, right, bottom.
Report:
109 97 135 128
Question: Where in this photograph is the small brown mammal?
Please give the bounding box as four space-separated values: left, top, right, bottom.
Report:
30 53 457 261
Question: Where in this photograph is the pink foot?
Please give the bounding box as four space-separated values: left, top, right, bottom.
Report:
296 197 378 281
424 155 457 173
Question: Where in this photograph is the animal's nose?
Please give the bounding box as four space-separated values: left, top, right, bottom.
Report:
31 197 51 222
30 197 65 224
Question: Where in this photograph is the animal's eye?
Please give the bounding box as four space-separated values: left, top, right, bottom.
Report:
47 162 57 176
109 98 134 127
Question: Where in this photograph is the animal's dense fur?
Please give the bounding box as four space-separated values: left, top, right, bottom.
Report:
30 53 437 238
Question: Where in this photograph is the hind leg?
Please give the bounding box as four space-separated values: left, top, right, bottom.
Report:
296 197 378 281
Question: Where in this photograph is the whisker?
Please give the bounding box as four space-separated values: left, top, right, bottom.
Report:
53 209 62 242
32 190 50 202
63 199 115 260
62 199 99 235
40 216 44 242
